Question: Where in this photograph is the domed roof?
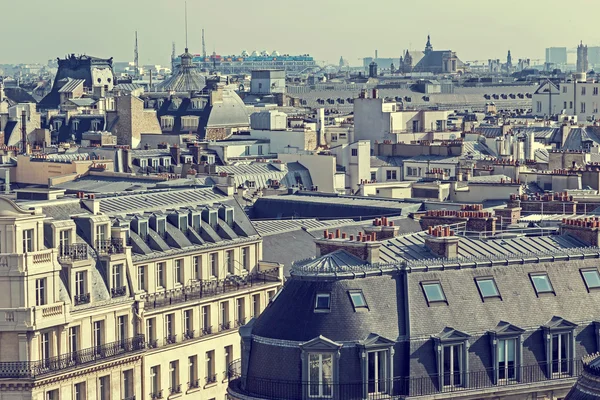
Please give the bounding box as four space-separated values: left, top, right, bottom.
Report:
157 48 206 92
205 89 249 128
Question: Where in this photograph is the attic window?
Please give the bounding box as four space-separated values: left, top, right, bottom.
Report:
581 269 600 291
348 291 368 310
530 273 554 295
314 293 331 312
475 277 500 300
421 281 446 304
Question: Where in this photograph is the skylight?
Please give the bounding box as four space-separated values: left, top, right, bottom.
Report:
422 282 446 304
349 291 368 309
314 293 331 312
475 278 500 299
581 269 600 290
530 273 554 295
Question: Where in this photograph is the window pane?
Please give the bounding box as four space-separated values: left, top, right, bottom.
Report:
443 346 451 386
498 339 505 362
423 283 445 302
552 334 559 373
531 275 553 293
309 354 320 396
583 270 600 289
452 346 461 386
322 355 333 396
350 292 367 308
476 279 499 298
315 294 330 310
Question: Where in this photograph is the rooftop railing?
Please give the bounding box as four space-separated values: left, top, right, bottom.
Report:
59 243 89 261
0 335 145 379
228 359 583 399
96 238 124 255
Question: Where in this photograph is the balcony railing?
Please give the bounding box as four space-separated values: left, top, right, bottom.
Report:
74 293 90 306
95 238 124 255
201 326 213 336
219 321 231 332
227 359 583 399
165 334 177 345
0 335 145 379
150 390 163 399
59 243 88 261
206 374 217 385
235 318 246 328
188 379 200 390
183 330 195 340
143 270 280 310
169 384 182 395
111 286 127 298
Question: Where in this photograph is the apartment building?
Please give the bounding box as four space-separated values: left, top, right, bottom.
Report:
0 187 282 400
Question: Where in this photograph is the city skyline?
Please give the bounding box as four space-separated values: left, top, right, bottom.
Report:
2 0 599 66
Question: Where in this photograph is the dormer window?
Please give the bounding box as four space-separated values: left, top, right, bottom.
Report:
180 215 188 234
314 293 330 313
91 120 101 131
72 119 80 131
161 116 174 130
96 224 107 243
189 213 201 232
139 221 148 240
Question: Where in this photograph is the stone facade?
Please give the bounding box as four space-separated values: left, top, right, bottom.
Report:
109 95 161 148
494 207 522 225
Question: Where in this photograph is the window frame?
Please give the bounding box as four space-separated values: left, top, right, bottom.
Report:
529 273 555 296
474 277 501 301
580 268 600 292
348 290 368 311
314 293 331 313
307 353 334 398
421 281 447 305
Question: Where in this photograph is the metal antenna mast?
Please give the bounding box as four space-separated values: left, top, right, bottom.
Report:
202 29 206 59
134 31 139 78
185 1 188 51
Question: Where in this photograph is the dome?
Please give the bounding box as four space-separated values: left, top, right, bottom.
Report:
272 50 280 57
205 89 250 128
250 50 258 57
156 48 206 92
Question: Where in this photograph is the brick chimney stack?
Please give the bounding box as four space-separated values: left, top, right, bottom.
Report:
424 226 460 259
170 144 181 166
561 217 600 247
315 229 382 264
418 204 497 234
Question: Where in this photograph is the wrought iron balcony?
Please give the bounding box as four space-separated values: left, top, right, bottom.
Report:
0 335 145 379
164 334 177 345
96 238 124 255
206 374 217 385
111 286 127 298
201 326 213 336
219 321 231 332
188 379 200 390
169 384 182 395
122 396 136 400
59 243 88 261
235 318 246 328
147 339 158 349
74 293 90 306
150 390 163 399
183 330 195 340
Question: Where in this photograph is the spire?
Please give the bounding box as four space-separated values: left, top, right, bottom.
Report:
184 1 189 52
425 34 433 54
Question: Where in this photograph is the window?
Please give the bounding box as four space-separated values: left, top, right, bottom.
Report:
308 353 333 397
157 262 165 288
268 290 276 302
563 86 568 93
226 250 234 274
202 305 211 334
117 315 127 343
46 389 59 400
570 101 573 109
220 301 230 330
96 224 107 243
165 313 174 338
23 229 34 253
242 247 250 271
244 146 250 156
183 309 193 338
123 370 134 399
582 269 600 290
69 326 79 353
498 338 516 381
74 382 86 400
174 259 183 285
367 350 388 394
59 229 71 251
552 332 571 375
150 366 160 396
206 350 215 382
536 101 542 113
421 282 446 304
169 360 179 393
530 273 554 295
252 293 261 317
210 253 218 277
112 264 123 289
564 101 568 110
189 355 198 388
146 318 156 344
581 102 586 113
407 166 421 177
582 86 587 96
594 87 599 96
98 375 110 400
225 345 233 378
138 266 146 291
314 293 331 312
348 291 368 310
386 170 397 180
331 134 338 142
75 271 86 297
443 344 463 387
161 116 174 129
93 321 104 351
193 256 201 280
258 145 263 155
236 298 245 325
351 148 358 157
36 278 46 306
41 332 51 361
475 277 500 299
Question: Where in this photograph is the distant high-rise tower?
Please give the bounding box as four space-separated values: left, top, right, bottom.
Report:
577 41 589 73
424 35 433 55
369 61 378 78
134 31 139 78
507 50 512 71
171 42 176 72
202 29 206 59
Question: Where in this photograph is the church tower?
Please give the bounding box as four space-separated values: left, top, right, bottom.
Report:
424 35 433 55
507 50 513 72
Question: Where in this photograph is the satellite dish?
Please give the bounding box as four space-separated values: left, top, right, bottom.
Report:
449 133 457 140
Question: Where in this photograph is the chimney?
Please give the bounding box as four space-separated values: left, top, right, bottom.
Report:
424 226 460 259
170 144 181 166
369 217 400 240
561 217 600 246
315 231 381 264
21 110 28 155
190 144 202 164
81 194 101 215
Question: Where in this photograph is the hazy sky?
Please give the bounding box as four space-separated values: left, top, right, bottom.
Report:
2 0 599 66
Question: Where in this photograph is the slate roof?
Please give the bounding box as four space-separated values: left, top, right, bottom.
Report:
3 87 37 104
215 162 312 189
563 127 600 150
57 78 85 93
